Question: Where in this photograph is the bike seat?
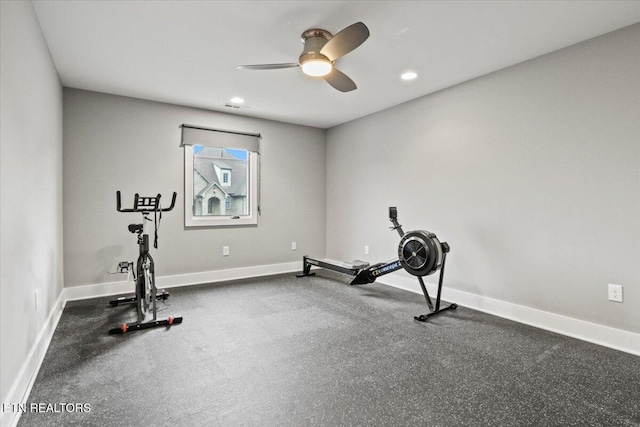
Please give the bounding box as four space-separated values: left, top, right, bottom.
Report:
128 224 143 234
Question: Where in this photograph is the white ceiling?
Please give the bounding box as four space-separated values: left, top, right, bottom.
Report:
33 1 640 129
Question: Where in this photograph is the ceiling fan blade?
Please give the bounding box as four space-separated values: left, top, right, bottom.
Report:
237 63 299 70
324 68 357 92
320 22 369 61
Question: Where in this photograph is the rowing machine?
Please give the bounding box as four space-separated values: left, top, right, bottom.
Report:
297 207 457 321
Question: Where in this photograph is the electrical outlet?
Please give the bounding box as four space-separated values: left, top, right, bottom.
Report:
222 246 230 256
364 245 369 255
291 242 297 251
35 290 39 311
608 284 623 302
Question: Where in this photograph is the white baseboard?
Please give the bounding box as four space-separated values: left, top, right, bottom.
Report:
1 292 65 427
157 261 301 289
64 261 301 301
377 273 640 356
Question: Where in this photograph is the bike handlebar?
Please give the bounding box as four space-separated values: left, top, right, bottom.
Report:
116 191 177 213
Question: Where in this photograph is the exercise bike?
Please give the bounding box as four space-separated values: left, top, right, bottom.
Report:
297 207 457 321
108 191 183 334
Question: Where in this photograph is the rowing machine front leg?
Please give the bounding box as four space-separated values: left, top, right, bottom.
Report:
296 255 316 277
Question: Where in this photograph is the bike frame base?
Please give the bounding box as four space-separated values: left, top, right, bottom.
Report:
108 316 183 335
109 289 169 307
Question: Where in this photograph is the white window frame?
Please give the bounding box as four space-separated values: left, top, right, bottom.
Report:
184 145 258 227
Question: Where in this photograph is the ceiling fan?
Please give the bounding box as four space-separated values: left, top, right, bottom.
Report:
237 22 370 92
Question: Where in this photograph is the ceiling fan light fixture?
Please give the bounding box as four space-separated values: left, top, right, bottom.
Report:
300 53 332 77
302 59 332 76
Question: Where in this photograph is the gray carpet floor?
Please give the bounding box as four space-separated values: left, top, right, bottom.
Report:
18 272 640 426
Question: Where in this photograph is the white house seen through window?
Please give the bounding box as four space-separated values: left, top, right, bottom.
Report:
184 144 258 227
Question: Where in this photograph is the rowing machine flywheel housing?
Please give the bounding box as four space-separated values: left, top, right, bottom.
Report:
398 230 443 277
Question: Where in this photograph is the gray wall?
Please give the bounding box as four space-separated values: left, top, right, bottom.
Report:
63 89 326 287
326 24 639 333
1 0 64 404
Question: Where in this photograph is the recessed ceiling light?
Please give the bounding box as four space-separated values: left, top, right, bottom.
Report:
230 97 244 104
401 71 418 81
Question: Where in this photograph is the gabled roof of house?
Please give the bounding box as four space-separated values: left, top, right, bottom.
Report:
195 181 226 198
194 147 248 197
215 161 232 170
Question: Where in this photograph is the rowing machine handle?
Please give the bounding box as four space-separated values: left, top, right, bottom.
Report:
389 207 397 220
389 206 404 237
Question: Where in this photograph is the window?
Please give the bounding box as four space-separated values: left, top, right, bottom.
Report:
181 125 259 227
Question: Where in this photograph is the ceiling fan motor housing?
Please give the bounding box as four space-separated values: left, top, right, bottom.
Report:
301 29 332 50
398 230 444 277
300 29 332 62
